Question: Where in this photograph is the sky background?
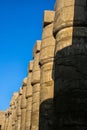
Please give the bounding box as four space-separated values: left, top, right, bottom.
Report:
0 0 55 110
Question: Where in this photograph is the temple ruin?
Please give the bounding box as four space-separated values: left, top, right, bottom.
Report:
0 0 87 129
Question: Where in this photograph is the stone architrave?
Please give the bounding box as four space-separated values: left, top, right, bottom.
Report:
16 88 22 130
31 40 41 130
53 0 87 129
39 11 55 130
26 61 33 130
20 78 27 130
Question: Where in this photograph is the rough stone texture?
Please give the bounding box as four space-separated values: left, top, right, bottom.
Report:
33 40 41 58
43 11 55 27
31 41 41 130
11 93 18 130
0 112 5 130
26 61 33 130
54 0 87 35
16 88 22 130
39 11 55 130
4 93 18 130
53 0 87 129
1 1 87 130
21 78 27 130
7 109 12 130
4 110 9 130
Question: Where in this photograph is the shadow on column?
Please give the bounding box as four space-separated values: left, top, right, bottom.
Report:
39 98 54 130
53 1 87 130
39 1 87 130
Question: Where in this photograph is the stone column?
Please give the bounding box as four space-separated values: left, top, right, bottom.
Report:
31 40 41 130
12 93 18 130
53 0 87 129
16 88 22 130
0 112 5 130
20 78 27 130
39 11 55 130
4 110 9 130
7 108 12 130
26 61 33 130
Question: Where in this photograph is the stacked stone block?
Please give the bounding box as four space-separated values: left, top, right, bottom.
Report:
4 109 9 130
16 88 22 130
31 40 41 130
26 61 33 130
11 93 18 130
21 78 27 130
4 110 9 130
6 108 12 130
0 1 87 130
0 112 5 130
53 0 87 129
39 11 55 130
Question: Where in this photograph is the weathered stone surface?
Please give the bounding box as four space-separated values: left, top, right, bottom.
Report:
43 11 55 26
28 60 34 73
40 20 55 66
40 62 53 84
11 93 18 130
26 61 33 130
39 63 54 130
55 27 87 51
6 108 12 130
26 61 33 98
42 23 54 39
1 1 87 130
53 0 87 129
39 10 55 130
31 41 41 86
0 111 5 130
4 110 9 130
21 78 27 130
33 40 41 58
53 0 87 35
31 41 41 130
54 43 87 129
26 98 32 130
16 88 22 130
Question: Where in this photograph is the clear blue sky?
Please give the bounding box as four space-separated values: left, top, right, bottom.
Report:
0 0 55 110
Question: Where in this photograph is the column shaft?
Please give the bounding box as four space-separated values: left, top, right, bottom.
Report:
16 88 22 130
31 41 41 130
39 11 55 130
21 78 27 130
53 0 87 129
26 61 33 130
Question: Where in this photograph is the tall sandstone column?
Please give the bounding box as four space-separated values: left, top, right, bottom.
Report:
16 88 22 130
0 112 5 130
4 110 9 130
39 11 55 130
12 93 18 130
7 108 12 130
26 61 33 130
31 40 41 130
20 78 27 130
53 0 87 129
